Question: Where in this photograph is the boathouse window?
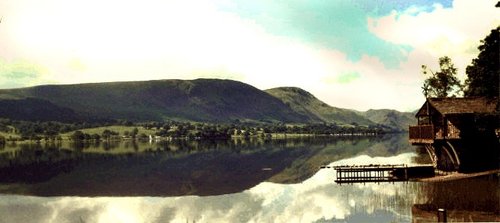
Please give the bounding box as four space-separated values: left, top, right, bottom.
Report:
418 116 430 125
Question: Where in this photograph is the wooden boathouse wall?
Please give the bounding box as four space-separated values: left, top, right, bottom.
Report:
409 97 499 172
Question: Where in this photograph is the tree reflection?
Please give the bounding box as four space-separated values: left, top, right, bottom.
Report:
0 134 426 197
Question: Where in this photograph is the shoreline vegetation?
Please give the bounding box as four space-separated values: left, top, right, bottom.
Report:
0 119 400 145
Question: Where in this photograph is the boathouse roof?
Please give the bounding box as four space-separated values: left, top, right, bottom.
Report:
416 97 499 117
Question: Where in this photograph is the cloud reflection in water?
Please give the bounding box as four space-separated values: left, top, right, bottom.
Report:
0 153 421 223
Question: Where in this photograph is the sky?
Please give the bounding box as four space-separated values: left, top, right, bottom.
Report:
0 0 498 111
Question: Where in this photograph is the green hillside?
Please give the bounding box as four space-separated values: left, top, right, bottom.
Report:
265 87 374 125
0 79 307 123
0 98 80 122
362 109 416 131
0 79 415 130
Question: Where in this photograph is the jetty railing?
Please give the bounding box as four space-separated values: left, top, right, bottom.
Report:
332 164 434 184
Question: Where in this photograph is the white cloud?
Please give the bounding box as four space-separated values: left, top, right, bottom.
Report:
243 0 499 111
336 0 500 110
0 0 498 111
0 0 334 88
368 0 500 78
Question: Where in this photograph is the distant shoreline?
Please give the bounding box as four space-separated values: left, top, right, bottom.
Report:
2 132 393 144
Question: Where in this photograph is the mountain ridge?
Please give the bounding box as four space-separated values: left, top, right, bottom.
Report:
0 79 307 123
361 109 416 131
0 79 415 129
265 87 374 126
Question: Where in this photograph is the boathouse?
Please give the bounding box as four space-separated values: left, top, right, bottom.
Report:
409 97 499 172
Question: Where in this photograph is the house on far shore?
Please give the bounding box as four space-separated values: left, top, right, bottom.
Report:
409 97 499 172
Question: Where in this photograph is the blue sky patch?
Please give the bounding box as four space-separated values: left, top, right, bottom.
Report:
218 0 452 68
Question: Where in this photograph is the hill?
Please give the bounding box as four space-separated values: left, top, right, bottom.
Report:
0 98 80 122
0 79 307 123
361 109 416 131
0 79 415 130
265 87 374 126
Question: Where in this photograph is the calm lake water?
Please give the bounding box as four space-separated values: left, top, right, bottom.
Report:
0 134 498 223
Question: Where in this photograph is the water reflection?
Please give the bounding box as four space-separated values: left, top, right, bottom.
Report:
0 135 415 196
412 175 500 222
1 153 496 223
0 134 497 222
0 154 412 223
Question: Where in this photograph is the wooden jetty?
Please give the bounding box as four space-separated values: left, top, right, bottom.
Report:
333 164 434 184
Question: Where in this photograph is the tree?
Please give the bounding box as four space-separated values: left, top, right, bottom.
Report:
464 27 499 97
102 129 112 140
102 129 118 140
131 127 139 138
89 133 100 141
71 130 85 141
0 135 5 145
421 56 462 97
43 129 59 141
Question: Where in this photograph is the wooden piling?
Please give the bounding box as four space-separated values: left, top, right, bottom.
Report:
437 208 447 222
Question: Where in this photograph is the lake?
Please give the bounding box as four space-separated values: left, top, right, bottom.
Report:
0 134 498 222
